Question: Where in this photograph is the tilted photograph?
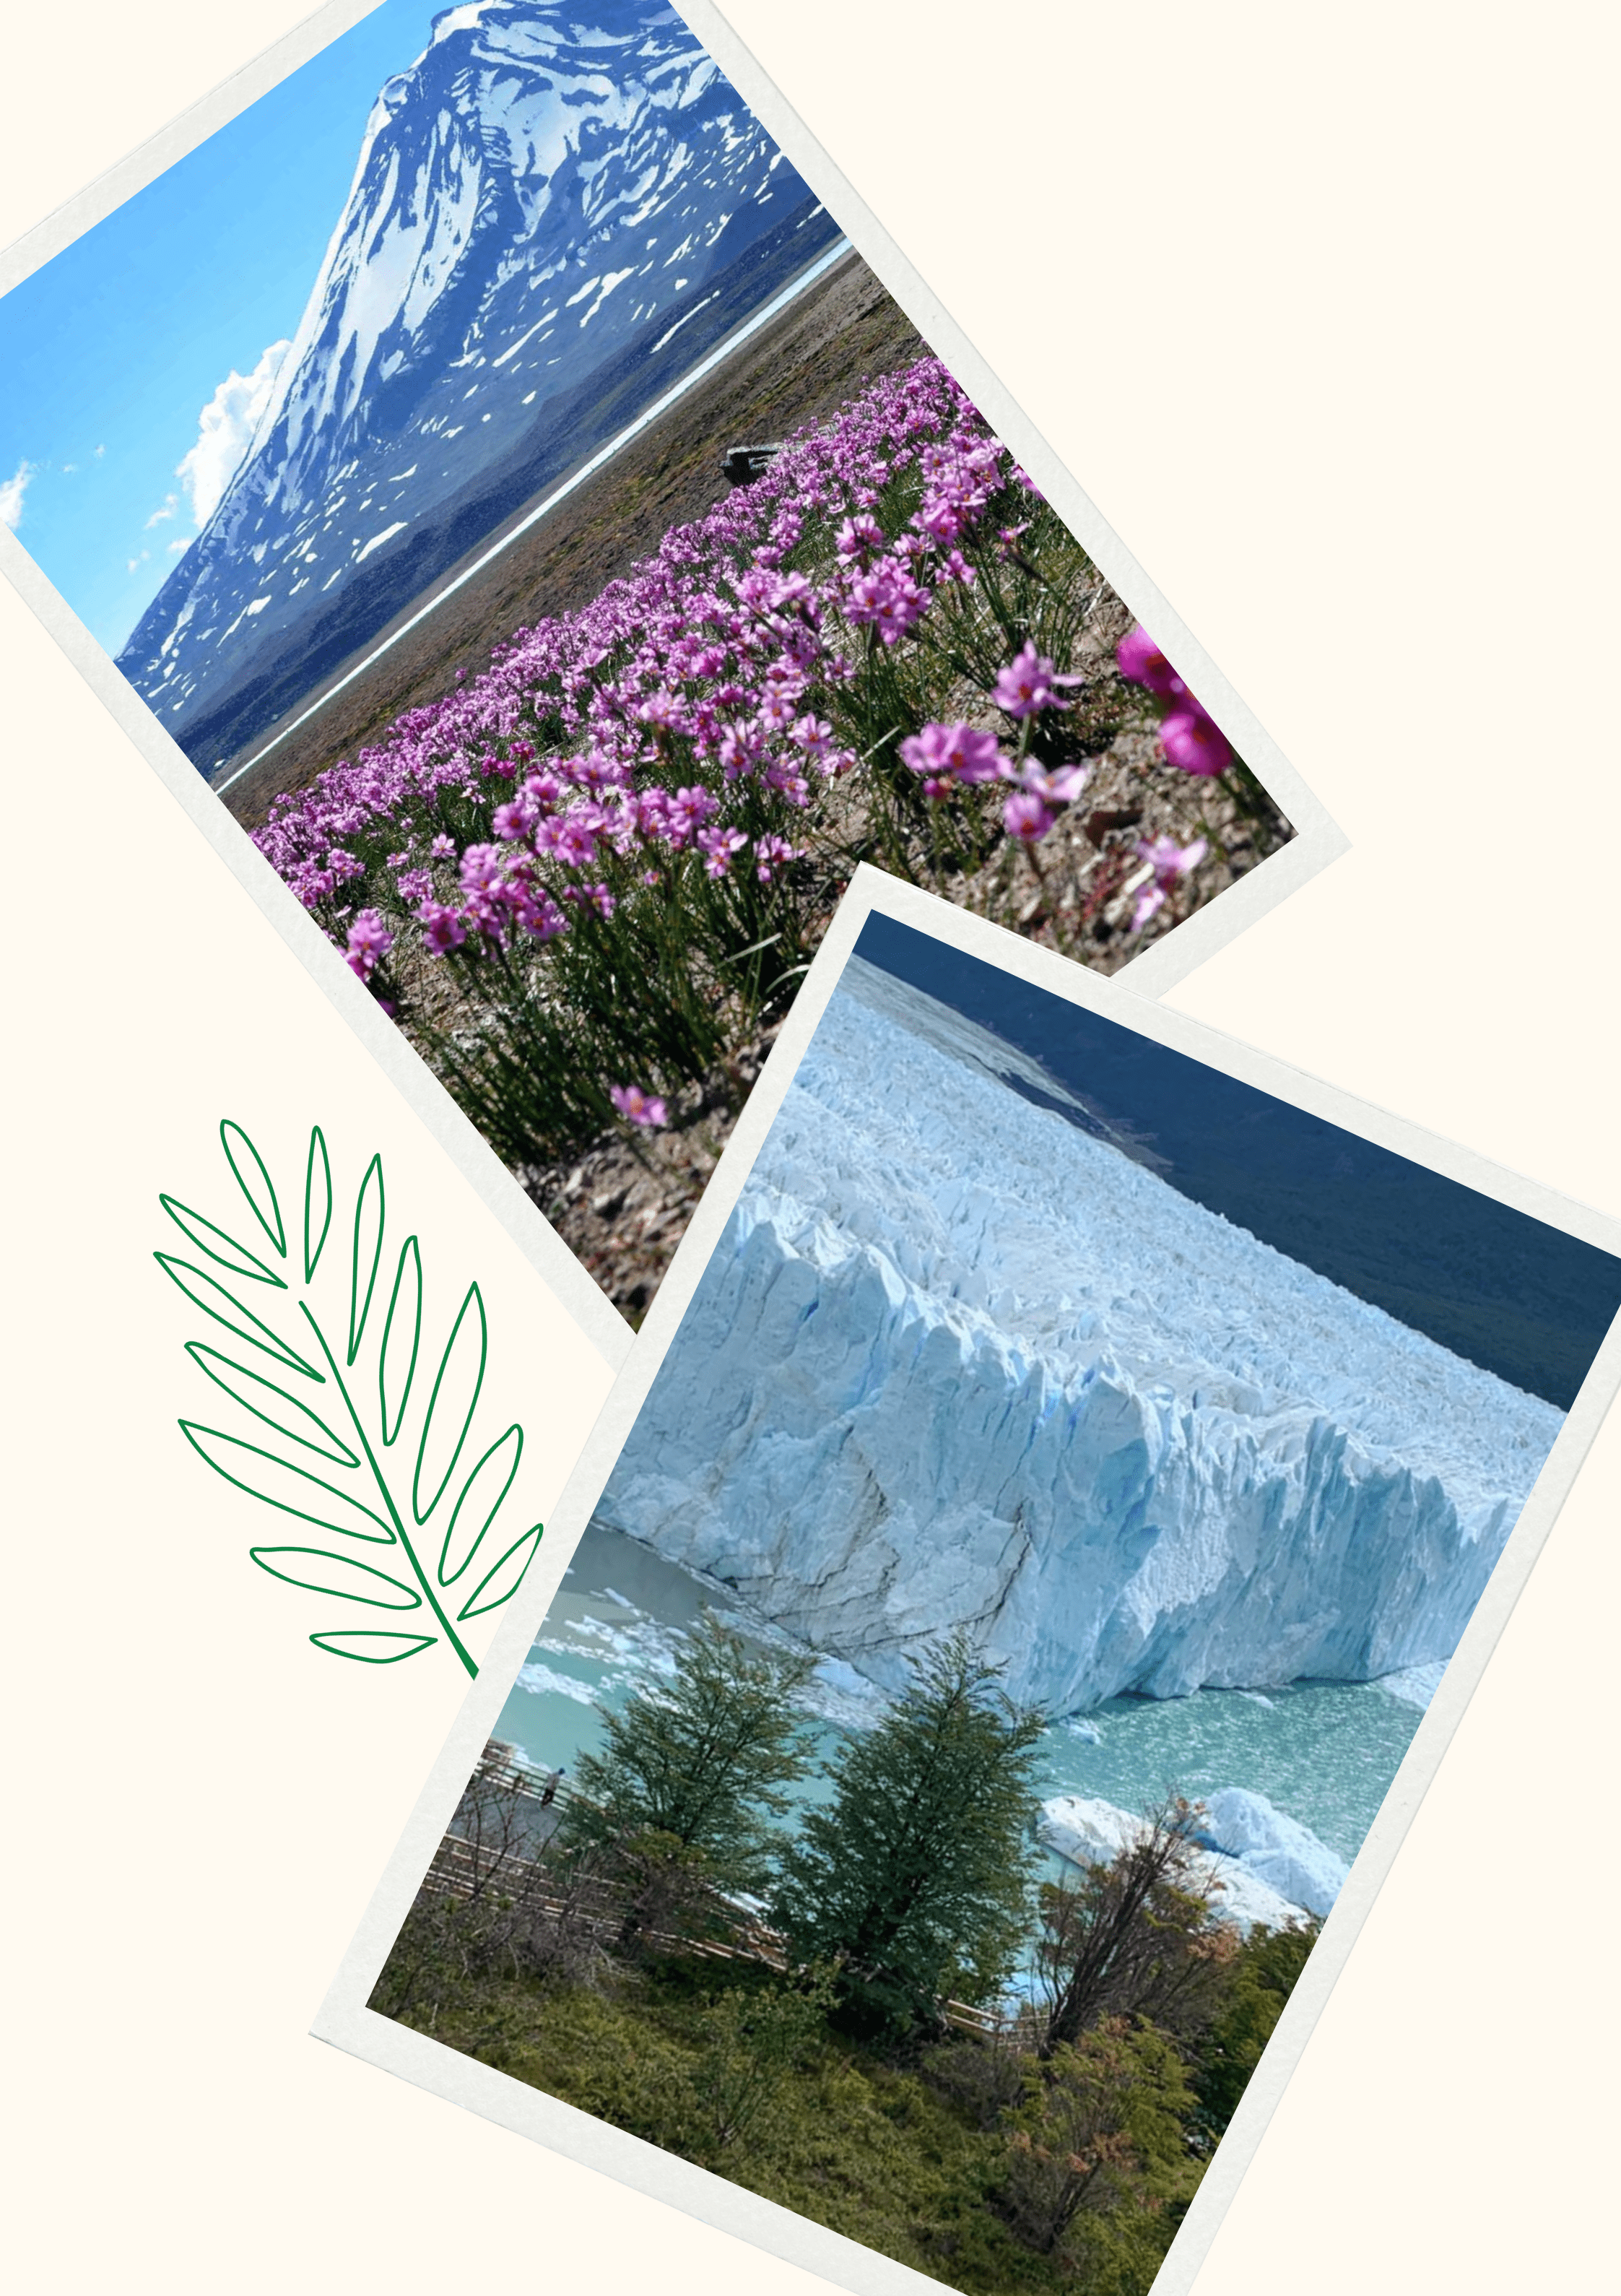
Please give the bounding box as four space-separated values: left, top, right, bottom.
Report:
0 0 1324 1322
334 890 1621 2296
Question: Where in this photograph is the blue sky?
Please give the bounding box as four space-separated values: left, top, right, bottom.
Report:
0 0 440 655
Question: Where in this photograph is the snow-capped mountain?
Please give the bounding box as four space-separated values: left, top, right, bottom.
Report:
118 0 834 768
597 958 1564 1715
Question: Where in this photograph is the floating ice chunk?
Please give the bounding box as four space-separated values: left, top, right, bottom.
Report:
1038 1794 1139 1868
1037 1794 1309 1936
516 1661 599 1706
1203 1787 1349 1917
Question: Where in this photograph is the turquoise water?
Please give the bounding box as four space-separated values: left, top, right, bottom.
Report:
494 1521 1428 1871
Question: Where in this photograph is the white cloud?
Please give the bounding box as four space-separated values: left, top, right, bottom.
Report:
94 443 105 458
0 459 33 530
166 536 189 554
145 493 179 527
126 550 150 573
175 339 291 529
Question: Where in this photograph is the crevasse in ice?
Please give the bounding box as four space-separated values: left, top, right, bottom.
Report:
599 958 1562 1715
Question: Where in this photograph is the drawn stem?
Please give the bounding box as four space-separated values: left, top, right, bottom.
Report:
300 1301 478 1676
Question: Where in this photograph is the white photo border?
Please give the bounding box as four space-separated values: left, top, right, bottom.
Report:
315 859 1621 2296
0 0 1346 1361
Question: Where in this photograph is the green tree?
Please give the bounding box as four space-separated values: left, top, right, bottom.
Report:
1190 1918 1317 2148
557 1610 816 1902
771 1631 1046 2039
999 2017 1201 2271
1035 1798 1233 2060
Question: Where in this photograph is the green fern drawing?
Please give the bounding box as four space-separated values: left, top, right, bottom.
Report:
155 1119 542 1675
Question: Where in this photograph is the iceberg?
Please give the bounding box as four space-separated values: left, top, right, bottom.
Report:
599 959 1563 1715
1200 1788 1349 1917
1036 1795 1308 1935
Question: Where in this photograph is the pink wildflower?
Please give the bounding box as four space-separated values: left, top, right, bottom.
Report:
790 713 834 761
991 641 1081 718
1139 833 1209 886
1130 834 1209 931
1116 624 1188 698
754 834 801 883
1017 760 1090 804
515 889 568 940
561 881 616 919
492 793 539 841
1002 790 1055 844
610 1084 668 1128
344 909 394 982
899 721 1007 787
697 824 749 878
1159 706 1232 777
665 784 719 846
637 688 683 732
417 901 467 956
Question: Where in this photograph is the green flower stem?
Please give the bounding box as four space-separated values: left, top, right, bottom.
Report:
299 1301 478 1677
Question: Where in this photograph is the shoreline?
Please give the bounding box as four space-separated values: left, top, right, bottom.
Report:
218 244 924 830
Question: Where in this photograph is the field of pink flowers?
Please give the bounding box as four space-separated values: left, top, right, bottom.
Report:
255 357 1288 1179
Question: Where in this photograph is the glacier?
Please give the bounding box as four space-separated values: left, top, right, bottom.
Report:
118 0 835 763
596 956 1564 1715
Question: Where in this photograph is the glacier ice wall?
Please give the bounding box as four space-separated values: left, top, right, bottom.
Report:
599 960 1564 1713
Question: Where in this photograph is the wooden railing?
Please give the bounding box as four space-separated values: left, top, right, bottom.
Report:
430 1743 1005 2037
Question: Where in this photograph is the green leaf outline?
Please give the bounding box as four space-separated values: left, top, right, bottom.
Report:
310 1630 437 1665
348 1153 385 1366
378 1236 422 1447
250 1546 421 1609
457 1521 543 1621
160 1118 540 1680
155 1254 321 1380
221 1121 285 1259
159 1197 286 1288
185 1343 359 1467
413 1282 487 1525
304 1125 333 1283
180 1421 395 1543
438 1423 523 1586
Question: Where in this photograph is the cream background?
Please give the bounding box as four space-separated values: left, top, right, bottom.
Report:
1 2 1615 2289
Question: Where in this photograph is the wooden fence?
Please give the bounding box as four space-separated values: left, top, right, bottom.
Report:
425 1741 1005 2038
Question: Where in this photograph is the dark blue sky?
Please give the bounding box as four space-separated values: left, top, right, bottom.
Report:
856 914 1621 1409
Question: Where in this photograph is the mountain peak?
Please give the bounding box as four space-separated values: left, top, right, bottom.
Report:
118 0 832 770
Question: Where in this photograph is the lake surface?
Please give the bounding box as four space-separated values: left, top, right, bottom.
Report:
494 1521 1430 1873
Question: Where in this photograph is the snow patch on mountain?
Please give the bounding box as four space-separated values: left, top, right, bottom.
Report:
118 0 826 748
597 958 1563 1714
